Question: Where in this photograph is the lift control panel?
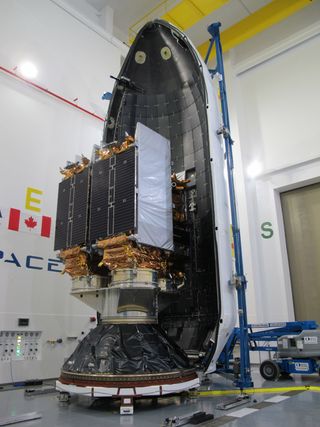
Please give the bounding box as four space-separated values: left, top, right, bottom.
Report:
0 331 42 361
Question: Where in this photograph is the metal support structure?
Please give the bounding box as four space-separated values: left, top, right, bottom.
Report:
0 412 42 426
205 22 253 389
25 387 57 397
162 412 214 426
218 320 318 369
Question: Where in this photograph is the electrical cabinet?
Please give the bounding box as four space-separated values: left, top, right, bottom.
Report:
0 331 42 362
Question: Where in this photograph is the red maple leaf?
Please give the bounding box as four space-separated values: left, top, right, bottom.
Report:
25 216 37 229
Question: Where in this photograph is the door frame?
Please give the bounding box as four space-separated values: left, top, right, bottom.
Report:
252 157 320 322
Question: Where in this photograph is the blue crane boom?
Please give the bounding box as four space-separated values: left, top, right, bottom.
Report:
204 22 253 389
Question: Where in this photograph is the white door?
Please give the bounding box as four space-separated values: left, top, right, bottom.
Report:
281 183 320 323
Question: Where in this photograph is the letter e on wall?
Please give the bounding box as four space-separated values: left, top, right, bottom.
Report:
25 187 43 212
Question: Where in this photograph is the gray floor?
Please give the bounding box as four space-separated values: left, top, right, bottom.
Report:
0 368 319 426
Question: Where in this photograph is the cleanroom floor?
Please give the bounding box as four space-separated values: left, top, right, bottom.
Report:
0 367 320 427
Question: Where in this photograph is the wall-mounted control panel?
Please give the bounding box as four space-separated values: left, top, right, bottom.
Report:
0 331 42 361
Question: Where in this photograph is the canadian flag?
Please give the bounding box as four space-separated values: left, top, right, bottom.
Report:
8 208 51 238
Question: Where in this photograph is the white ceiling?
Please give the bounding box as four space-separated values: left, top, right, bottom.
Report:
87 0 180 42
64 0 273 46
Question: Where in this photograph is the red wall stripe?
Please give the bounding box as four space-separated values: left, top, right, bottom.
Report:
0 66 105 122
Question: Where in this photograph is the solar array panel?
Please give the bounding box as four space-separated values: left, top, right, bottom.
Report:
54 147 136 250
113 149 135 235
54 168 90 251
54 178 71 251
89 147 136 241
89 158 110 242
71 168 90 247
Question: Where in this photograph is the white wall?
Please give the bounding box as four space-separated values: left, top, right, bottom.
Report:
224 1 320 324
0 0 127 383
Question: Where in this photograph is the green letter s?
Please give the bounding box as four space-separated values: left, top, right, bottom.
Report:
261 222 274 239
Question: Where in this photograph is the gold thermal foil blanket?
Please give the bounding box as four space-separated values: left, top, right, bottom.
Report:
60 247 89 277
97 235 167 272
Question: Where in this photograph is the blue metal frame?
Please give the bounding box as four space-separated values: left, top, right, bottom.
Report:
205 22 253 389
217 321 319 373
248 321 318 352
204 22 319 388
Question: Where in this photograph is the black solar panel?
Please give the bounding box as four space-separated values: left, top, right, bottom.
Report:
54 168 90 251
54 178 71 250
89 158 110 242
71 168 90 247
89 147 136 242
114 148 135 235
55 148 137 250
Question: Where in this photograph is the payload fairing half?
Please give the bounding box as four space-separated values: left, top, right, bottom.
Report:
55 20 236 398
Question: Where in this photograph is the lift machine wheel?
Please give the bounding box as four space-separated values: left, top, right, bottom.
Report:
260 360 280 381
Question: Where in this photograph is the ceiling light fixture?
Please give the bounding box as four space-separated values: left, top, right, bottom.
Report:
19 61 38 79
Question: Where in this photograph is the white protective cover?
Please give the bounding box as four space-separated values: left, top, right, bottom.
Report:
200 48 237 373
135 122 173 251
56 377 200 397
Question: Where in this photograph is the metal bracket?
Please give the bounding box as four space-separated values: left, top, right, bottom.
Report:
58 391 71 404
216 393 251 411
120 397 134 415
162 411 214 427
230 275 244 289
0 412 42 426
25 387 57 397
217 126 228 137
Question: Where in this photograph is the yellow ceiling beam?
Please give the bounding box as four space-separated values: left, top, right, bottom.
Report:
129 0 229 43
197 0 313 59
162 0 230 30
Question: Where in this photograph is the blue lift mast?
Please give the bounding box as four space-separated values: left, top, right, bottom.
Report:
204 22 253 389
